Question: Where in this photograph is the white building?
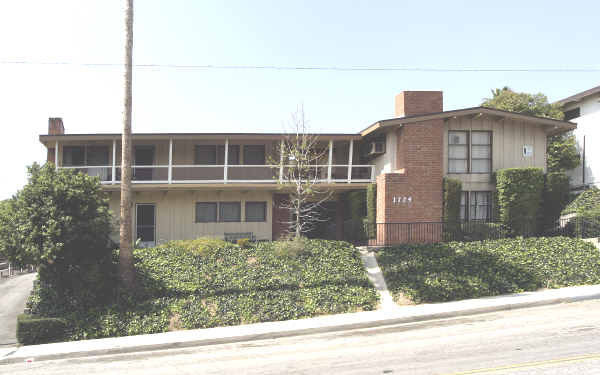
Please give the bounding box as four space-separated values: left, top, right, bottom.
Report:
557 85 600 189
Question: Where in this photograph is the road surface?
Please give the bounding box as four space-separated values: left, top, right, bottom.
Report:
4 299 600 374
0 272 36 346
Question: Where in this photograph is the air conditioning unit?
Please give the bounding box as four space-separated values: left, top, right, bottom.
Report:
368 140 386 156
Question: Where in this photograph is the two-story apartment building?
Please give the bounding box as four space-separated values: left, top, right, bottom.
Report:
39 91 575 245
556 84 600 190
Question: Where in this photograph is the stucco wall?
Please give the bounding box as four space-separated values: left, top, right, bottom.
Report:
564 94 600 187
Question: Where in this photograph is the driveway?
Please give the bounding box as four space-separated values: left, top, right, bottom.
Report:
0 273 36 346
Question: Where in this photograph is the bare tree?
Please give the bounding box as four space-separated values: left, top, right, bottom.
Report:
119 0 135 288
274 106 333 238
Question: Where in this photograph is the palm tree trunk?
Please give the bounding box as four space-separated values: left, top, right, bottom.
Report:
119 0 135 288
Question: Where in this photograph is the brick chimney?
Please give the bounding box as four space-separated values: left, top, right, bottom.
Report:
48 117 64 135
394 91 443 117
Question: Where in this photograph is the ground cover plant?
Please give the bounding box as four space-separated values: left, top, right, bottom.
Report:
563 187 600 215
376 237 600 304
27 238 378 342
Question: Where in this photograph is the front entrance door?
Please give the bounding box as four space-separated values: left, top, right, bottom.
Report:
136 204 156 247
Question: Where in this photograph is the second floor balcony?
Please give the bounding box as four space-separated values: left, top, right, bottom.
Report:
46 135 375 186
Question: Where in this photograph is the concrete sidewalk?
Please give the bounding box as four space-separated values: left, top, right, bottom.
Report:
2 283 600 365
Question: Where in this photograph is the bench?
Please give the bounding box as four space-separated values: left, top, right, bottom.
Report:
224 232 256 243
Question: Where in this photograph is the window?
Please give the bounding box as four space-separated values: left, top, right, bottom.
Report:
195 202 217 222
63 146 85 166
448 130 492 173
471 131 492 173
564 107 580 121
245 202 266 222
469 191 492 221
243 145 266 165
217 145 240 165
448 131 468 173
220 202 241 222
195 145 240 165
195 145 217 165
86 146 109 166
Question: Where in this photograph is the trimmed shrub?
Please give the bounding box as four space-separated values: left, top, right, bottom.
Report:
563 187 600 215
543 172 570 230
17 314 67 345
366 184 377 239
347 190 366 220
443 178 462 223
496 167 544 236
377 237 600 304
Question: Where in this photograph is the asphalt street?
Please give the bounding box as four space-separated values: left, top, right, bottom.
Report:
0 272 36 346
3 298 600 374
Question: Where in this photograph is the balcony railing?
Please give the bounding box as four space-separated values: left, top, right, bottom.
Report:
59 164 375 185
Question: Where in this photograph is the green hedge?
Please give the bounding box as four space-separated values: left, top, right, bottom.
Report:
376 237 600 304
27 238 378 342
543 172 570 230
563 187 600 215
366 184 377 239
496 168 544 236
17 314 67 345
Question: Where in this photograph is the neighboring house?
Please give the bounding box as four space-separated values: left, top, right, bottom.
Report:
556 85 600 190
39 91 574 245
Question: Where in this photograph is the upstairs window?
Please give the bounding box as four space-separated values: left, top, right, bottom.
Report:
63 146 85 166
471 131 492 173
195 145 218 165
448 130 492 174
448 131 469 173
62 146 109 166
243 145 266 165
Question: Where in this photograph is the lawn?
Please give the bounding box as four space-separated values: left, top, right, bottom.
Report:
376 237 600 304
27 238 378 342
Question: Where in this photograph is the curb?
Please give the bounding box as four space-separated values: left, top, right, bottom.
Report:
2 284 600 365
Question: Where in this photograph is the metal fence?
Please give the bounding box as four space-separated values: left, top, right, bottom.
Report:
355 216 600 246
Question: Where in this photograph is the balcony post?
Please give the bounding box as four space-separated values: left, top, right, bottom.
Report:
347 140 353 183
112 139 116 184
279 139 284 183
168 137 173 184
327 140 333 183
224 138 229 184
54 140 59 170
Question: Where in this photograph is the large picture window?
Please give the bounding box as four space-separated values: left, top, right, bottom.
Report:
195 202 217 222
448 130 492 174
219 202 241 222
245 202 267 222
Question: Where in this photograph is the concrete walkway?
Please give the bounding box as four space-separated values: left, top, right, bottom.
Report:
359 249 399 311
0 273 36 347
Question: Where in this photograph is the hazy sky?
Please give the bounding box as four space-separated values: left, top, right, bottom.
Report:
1 0 599 199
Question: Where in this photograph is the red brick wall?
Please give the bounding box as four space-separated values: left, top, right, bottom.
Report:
376 118 444 244
395 91 443 117
47 148 56 164
48 118 64 135
272 194 290 240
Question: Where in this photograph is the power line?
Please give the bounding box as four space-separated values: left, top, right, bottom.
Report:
1 60 600 72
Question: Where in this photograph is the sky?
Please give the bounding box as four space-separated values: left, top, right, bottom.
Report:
0 0 599 199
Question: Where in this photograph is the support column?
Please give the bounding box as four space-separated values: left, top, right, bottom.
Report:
347 140 353 183
224 138 229 184
168 137 173 184
327 140 333 183
54 141 59 170
112 139 116 184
